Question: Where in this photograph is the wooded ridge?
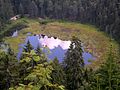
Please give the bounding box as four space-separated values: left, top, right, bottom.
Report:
0 0 120 43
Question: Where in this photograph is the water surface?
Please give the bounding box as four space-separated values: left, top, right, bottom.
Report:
17 34 94 64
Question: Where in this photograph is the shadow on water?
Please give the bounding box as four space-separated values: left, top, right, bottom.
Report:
17 35 95 64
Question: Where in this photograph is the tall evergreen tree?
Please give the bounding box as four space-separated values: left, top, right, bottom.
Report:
18 3 24 17
0 0 14 20
0 48 19 90
63 36 85 90
46 0 53 18
95 46 120 90
35 45 42 56
37 0 45 17
11 49 65 90
51 57 65 86
23 40 33 53
28 1 38 18
68 0 78 20
35 45 47 63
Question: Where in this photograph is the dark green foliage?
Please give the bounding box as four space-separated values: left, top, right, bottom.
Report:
0 0 14 20
0 0 120 42
19 41 34 82
46 0 53 18
39 19 54 25
51 58 65 85
28 1 38 18
35 45 47 63
0 48 19 90
36 45 42 56
63 36 85 90
94 46 120 90
19 42 47 83
9 44 65 90
23 40 33 53
18 3 24 17
39 19 49 25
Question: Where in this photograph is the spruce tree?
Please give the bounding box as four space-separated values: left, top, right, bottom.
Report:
95 45 120 90
19 40 34 81
10 56 65 90
0 48 19 90
18 3 24 17
28 1 38 18
36 45 42 56
0 0 14 20
23 40 33 53
46 0 53 18
63 36 85 90
11 48 65 90
51 57 65 86
35 45 47 63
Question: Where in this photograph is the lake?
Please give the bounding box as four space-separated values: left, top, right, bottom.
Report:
16 34 95 64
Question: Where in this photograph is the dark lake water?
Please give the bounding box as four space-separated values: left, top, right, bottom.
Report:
17 34 95 64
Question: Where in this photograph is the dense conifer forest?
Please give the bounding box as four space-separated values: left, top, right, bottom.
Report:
0 0 120 90
0 0 120 42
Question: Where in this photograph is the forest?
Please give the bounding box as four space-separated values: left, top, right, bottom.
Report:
0 0 120 42
0 0 120 90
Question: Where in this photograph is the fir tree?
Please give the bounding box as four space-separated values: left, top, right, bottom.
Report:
11 50 65 90
63 36 85 90
0 0 14 20
23 40 33 53
0 48 19 90
35 45 47 63
28 1 38 18
19 41 35 81
18 3 24 17
36 45 42 56
51 57 65 86
95 45 120 90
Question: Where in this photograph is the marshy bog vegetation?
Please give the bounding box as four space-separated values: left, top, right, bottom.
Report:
0 0 120 90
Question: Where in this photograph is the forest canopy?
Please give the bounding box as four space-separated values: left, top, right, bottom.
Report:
0 0 120 42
